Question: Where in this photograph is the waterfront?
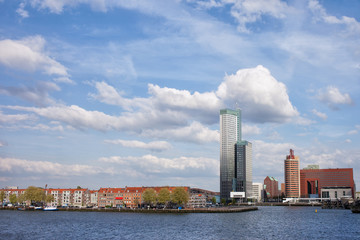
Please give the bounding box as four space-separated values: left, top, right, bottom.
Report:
1 206 359 239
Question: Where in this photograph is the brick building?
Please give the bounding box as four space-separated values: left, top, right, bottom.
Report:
264 176 279 198
300 168 355 198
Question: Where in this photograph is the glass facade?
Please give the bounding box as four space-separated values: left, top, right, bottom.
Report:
220 109 252 200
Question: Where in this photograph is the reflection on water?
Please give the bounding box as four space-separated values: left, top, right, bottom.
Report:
1 206 359 239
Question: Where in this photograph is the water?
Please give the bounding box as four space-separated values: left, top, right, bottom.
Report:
1 207 359 239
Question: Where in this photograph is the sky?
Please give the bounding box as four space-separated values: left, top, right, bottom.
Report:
0 0 359 192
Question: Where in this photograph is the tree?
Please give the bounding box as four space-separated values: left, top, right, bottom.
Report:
221 198 226 205
45 194 54 204
9 194 17 205
158 188 171 207
211 197 217 205
18 194 26 205
0 191 5 206
77 186 82 189
171 187 189 206
24 186 46 204
142 188 157 206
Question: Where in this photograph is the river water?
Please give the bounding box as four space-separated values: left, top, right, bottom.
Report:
1 206 359 239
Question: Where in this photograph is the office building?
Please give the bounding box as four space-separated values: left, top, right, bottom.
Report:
284 149 300 198
300 168 355 198
220 108 252 200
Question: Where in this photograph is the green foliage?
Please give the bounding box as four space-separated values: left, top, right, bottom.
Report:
221 198 226 205
211 197 217 204
171 187 189 205
45 194 54 203
77 186 82 189
142 188 157 205
18 194 26 204
24 186 46 203
0 191 5 203
9 194 17 204
157 188 171 204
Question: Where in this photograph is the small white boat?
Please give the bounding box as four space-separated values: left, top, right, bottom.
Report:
34 207 43 210
43 206 58 211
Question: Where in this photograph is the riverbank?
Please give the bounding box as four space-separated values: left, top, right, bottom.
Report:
0 206 258 213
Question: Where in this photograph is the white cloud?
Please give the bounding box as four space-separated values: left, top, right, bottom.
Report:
0 110 34 124
53 76 75 84
142 121 219 143
308 0 360 35
92 65 299 124
348 130 358 135
99 154 219 177
243 124 261 135
0 81 60 106
104 139 172 152
0 157 113 176
16 2 29 18
216 65 299 123
227 0 290 33
317 86 353 109
345 139 352 143
0 36 69 77
312 109 327 120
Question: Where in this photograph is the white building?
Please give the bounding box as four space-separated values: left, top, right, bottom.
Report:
251 183 264 202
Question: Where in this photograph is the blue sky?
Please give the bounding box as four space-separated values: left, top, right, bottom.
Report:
0 0 359 192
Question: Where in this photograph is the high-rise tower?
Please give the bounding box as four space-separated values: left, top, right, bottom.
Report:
284 149 300 198
220 109 252 201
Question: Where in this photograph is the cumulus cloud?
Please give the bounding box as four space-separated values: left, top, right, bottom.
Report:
216 65 299 123
0 36 69 77
317 86 353 109
0 157 113 176
99 154 219 177
142 121 219 143
92 65 298 125
4 65 300 143
312 109 327 120
104 139 172 152
0 81 60 106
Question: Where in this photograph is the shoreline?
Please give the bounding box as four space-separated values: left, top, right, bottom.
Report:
1 206 258 213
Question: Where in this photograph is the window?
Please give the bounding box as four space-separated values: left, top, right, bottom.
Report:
343 191 345 196
335 191 337 198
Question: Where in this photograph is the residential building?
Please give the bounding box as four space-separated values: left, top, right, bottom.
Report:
264 176 279 199
220 108 252 201
90 190 98 206
300 168 355 198
251 183 263 202
284 149 300 198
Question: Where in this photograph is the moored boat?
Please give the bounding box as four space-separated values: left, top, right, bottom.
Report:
43 206 58 211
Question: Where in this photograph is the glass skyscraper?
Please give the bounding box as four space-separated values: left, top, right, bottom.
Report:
220 109 252 201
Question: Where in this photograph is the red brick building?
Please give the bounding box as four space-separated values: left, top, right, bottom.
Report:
264 176 279 198
300 168 355 198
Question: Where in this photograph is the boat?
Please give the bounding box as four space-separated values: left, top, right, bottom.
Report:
351 200 360 213
17 207 25 211
43 206 58 211
34 206 43 210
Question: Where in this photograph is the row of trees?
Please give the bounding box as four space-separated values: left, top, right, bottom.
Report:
142 187 189 208
0 186 54 206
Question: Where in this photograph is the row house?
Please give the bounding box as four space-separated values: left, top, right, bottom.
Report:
0 188 26 203
45 188 90 207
